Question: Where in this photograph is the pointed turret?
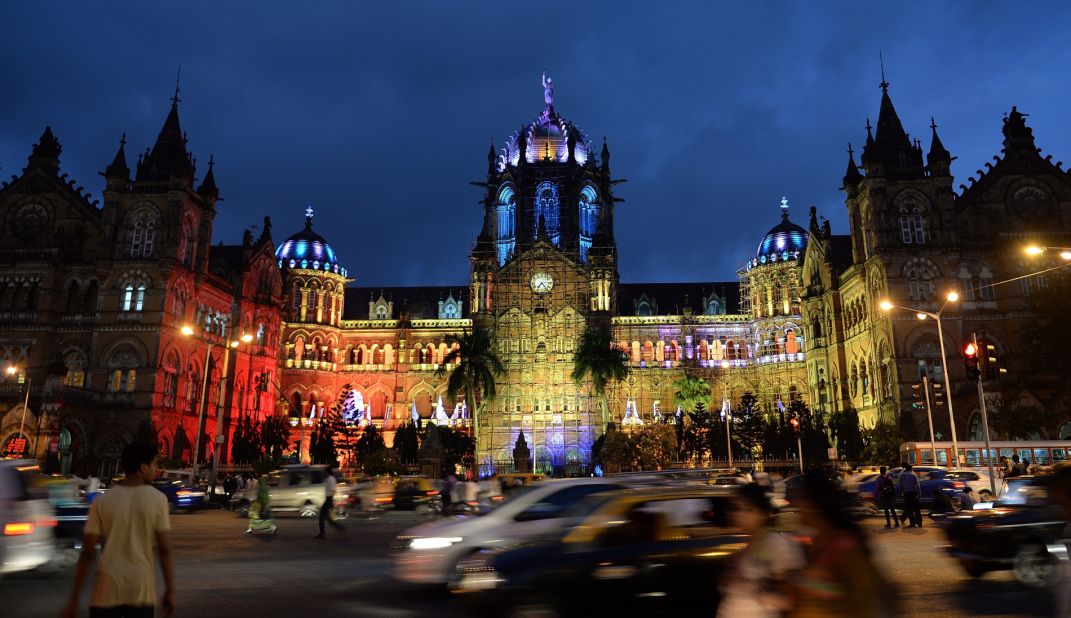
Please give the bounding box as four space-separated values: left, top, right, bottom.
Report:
487 139 497 176
860 79 924 179
26 126 62 174
197 154 219 200
136 94 195 184
104 133 130 185
600 137 611 172
842 142 863 190
927 117 953 176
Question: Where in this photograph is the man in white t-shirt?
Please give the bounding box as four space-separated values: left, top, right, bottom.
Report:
315 465 345 539
63 442 174 618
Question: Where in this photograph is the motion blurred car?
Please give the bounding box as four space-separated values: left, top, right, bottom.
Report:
232 465 328 517
451 486 753 616
944 468 1002 502
393 477 440 512
856 466 962 510
0 460 55 576
151 478 207 513
391 478 627 585
942 476 1065 588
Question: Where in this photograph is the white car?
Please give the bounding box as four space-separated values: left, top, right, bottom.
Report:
945 468 1003 502
390 477 631 584
0 460 54 575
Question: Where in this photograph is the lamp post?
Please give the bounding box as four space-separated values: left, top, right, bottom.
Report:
209 333 252 494
720 360 733 471
6 366 30 459
181 325 243 480
880 291 960 467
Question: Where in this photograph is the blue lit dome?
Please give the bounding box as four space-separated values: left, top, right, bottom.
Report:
275 209 347 277
746 198 808 271
498 77 593 170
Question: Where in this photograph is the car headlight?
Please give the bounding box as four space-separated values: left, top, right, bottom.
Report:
410 536 464 550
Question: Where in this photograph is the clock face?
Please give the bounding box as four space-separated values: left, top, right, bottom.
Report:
530 271 554 294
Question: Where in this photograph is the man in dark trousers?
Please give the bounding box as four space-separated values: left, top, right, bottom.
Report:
878 466 899 528
900 463 922 528
315 465 345 539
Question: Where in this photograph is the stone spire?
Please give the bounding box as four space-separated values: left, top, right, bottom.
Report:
927 117 953 176
197 154 219 200
860 75 924 179
842 142 863 189
26 126 62 173
136 91 195 183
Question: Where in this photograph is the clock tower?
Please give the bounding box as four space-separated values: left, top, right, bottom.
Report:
470 75 619 474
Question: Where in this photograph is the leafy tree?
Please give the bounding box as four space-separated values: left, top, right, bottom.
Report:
681 402 713 465
987 403 1052 440
599 425 635 473
785 399 829 468
231 414 261 464
436 426 476 477
862 420 903 466
828 408 865 462
572 322 630 428
735 391 764 458
439 326 505 443
260 414 292 465
632 424 678 471
393 421 420 467
672 375 712 414
1008 273 1071 428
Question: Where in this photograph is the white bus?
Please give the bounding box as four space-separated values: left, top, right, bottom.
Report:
899 440 1071 468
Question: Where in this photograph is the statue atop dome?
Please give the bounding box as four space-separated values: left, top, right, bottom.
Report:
542 71 554 107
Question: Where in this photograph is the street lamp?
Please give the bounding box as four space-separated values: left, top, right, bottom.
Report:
720 360 732 471
880 290 960 466
1024 244 1071 261
180 325 241 483
6 365 30 459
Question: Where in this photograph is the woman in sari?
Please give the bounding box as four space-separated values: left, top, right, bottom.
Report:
246 478 277 535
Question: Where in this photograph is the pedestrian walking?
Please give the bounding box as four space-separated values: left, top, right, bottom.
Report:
62 441 175 618
900 464 922 528
790 470 895 617
877 466 899 528
314 465 344 539
222 474 237 510
717 483 803 617
246 479 277 535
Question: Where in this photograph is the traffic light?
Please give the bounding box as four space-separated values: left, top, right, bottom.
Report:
911 383 924 410
963 342 980 381
931 381 944 406
982 340 1006 379
789 415 800 432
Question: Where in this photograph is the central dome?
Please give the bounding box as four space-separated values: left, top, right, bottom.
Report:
746 198 808 271
497 76 593 170
275 208 347 276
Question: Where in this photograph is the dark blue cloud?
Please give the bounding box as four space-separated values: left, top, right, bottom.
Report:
2 2 1070 286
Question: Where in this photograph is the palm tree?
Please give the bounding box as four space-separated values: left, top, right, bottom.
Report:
438 326 505 449
572 322 630 429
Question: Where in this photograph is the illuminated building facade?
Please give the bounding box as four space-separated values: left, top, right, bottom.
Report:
277 78 808 474
802 82 1071 447
0 97 283 476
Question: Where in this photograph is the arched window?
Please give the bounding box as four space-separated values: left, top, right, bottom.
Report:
63 350 87 388
636 301 652 316
904 263 936 301
107 344 141 393
899 207 927 245
534 181 560 244
978 265 996 301
374 304 388 319
122 283 146 312
442 303 459 319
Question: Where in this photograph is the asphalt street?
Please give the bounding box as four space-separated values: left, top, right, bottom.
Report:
1 508 1055 617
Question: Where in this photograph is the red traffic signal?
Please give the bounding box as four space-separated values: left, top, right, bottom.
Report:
789 417 800 430
963 343 980 380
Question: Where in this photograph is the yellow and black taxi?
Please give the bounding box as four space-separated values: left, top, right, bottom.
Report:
451 486 752 616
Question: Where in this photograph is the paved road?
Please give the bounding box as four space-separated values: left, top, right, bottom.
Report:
2 508 1055 617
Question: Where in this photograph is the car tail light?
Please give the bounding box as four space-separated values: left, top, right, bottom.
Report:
36 517 57 528
375 496 392 503
4 522 34 536
426 490 439 496
951 482 966 489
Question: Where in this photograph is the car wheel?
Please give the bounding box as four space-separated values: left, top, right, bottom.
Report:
168 501 176 515
1013 544 1060 588
333 506 349 521
299 502 320 518
962 560 987 578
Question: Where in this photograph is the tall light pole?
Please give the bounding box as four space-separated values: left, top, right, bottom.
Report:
720 360 733 471
209 334 251 493
6 366 30 459
880 290 960 467
181 326 243 479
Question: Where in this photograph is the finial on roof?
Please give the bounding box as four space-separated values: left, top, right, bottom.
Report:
779 196 790 220
879 51 888 93
542 71 553 107
305 206 314 228
172 66 182 107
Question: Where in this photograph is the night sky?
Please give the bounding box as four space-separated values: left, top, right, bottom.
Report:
3 2 1071 287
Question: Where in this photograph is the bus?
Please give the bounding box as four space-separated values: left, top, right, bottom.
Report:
899 440 1071 468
